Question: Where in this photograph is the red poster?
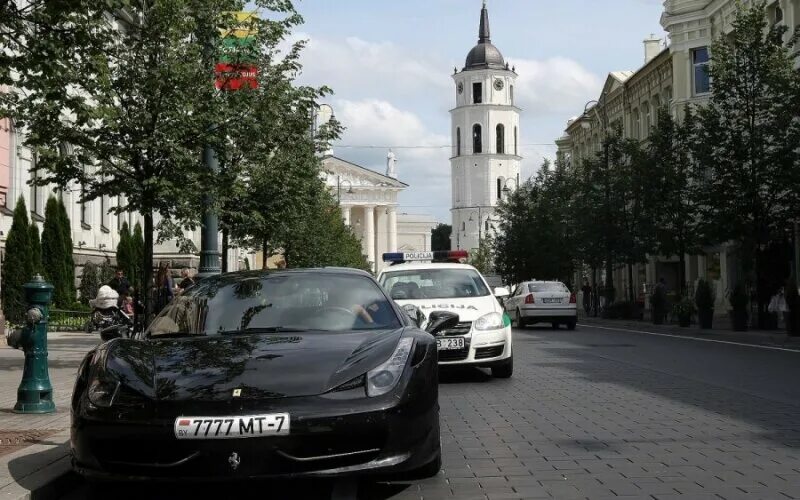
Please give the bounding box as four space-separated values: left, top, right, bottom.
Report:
214 63 258 91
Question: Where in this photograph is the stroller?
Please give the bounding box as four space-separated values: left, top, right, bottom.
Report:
88 286 134 340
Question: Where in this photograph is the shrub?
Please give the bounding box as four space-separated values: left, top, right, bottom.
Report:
673 297 696 318
695 279 715 311
78 262 100 306
1 197 33 322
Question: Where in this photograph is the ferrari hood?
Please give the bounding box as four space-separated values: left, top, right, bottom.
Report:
104 329 403 401
393 295 501 322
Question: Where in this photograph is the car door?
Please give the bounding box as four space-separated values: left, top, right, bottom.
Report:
506 283 525 313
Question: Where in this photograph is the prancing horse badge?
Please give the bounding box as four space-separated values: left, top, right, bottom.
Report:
232 388 242 397
228 452 240 470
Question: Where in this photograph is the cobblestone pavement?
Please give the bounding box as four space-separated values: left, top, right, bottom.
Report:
63 325 800 499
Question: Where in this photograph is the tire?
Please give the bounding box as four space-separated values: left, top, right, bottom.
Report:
515 309 525 328
492 356 513 378
567 320 577 331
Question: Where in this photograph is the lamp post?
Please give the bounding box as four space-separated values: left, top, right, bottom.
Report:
337 177 353 204
501 178 517 199
581 97 614 308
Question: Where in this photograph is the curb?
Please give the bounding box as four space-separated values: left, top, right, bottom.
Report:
0 429 78 500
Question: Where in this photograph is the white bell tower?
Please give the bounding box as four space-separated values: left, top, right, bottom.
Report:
451 1 521 252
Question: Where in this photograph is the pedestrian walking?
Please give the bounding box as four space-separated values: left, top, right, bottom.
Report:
768 286 788 329
581 279 592 315
107 268 130 299
154 262 175 315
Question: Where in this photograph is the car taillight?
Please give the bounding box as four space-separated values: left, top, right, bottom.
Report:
524 294 534 304
569 293 576 304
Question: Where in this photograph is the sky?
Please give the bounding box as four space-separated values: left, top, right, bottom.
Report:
285 0 667 223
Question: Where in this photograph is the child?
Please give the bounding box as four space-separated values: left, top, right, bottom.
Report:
122 294 135 316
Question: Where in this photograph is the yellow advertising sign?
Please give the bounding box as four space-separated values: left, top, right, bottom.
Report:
220 11 258 39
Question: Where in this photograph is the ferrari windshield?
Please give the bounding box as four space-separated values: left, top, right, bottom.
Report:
147 272 401 337
380 268 490 300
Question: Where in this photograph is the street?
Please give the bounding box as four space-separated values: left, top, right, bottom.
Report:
61 324 800 499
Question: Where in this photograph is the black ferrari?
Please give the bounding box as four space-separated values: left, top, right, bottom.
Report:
71 268 452 482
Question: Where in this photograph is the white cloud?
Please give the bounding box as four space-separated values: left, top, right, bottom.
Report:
287 35 602 222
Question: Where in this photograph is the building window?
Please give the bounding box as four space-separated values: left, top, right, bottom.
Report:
514 126 518 155
472 124 482 154
472 82 482 104
692 47 710 95
461 221 466 231
100 195 109 231
643 102 651 136
510 85 514 105
496 124 505 154
117 196 126 230
772 4 784 25
456 127 461 156
497 178 502 200
81 185 88 225
485 220 489 232
632 109 640 139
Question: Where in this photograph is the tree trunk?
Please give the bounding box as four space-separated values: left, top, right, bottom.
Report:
628 263 634 303
143 211 154 328
678 253 686 299
221 228 229 273
262 238 268 269
591 267 598 317
603 141 614 308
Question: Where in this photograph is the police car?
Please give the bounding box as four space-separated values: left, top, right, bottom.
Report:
377 251 513 378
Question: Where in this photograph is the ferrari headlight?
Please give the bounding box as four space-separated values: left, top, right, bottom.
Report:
87 377 119 408
366 337 413 397
474 312 505 331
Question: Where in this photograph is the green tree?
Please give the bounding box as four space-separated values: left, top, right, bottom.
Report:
470 236 495 275
116 222 133 285
4 0 312 319
57 198 75 305
131 222 144 292
692 2 800 324
78 262 99 306
431 224 452 251
98 259 115 285
2 198 32 322
42 197 70 307
28 223 43 277
648 107 700 296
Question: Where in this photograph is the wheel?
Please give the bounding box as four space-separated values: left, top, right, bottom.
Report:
515 309 525 328
567 320 577 331
492 356 513 378
551 322 559 329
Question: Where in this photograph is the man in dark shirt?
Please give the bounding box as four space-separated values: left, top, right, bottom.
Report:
581 279 592 314
178 268 195 293
108 269 130 297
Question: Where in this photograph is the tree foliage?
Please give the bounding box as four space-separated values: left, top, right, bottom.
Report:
41 197 75 307
431 224 452 251
2 198 33 322
78 262 99 306
29 223 43 277
692 1 800 317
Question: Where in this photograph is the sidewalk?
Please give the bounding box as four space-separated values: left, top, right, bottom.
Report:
578 312 800 350
0 331 99 499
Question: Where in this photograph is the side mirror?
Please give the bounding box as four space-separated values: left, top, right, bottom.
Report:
425 311 460 335
494 287 510 299
402 304 426 328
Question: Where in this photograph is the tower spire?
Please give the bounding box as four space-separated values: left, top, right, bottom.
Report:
479 1 490 43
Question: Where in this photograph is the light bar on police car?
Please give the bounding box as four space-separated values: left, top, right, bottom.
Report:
382 250 469 264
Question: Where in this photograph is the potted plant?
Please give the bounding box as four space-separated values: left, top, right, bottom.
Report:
673 298 695 327
650 283 667 325
695 279 715 329
729 283 749 332
787 279 799 337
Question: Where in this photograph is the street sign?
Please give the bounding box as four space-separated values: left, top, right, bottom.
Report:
216 11 259 91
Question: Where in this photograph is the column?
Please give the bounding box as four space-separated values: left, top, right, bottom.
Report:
388 206 397 252
341 205 351 226
375 207 388 272
697 254 708 281
364 206 375 272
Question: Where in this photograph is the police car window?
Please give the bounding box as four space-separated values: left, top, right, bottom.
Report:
381 269 490 299
528 283 569 293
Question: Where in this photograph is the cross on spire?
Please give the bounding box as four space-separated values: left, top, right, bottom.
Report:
479 0 491 43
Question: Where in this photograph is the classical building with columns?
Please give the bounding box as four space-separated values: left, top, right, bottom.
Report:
450 2 520 253
322 155 407 273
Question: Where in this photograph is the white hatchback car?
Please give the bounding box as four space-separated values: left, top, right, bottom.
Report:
503 281 577 330
377 251 513 378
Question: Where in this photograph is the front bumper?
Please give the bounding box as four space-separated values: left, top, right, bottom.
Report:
437 326 512 367
72 363 438 481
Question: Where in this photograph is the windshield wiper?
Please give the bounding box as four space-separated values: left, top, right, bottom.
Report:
219 327 310 335
148 332 206 339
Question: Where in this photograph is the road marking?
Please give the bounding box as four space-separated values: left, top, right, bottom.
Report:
578 323 800 353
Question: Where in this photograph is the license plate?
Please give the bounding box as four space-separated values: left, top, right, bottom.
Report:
437 338 465 350
174 414 290 440
542 298 561 304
